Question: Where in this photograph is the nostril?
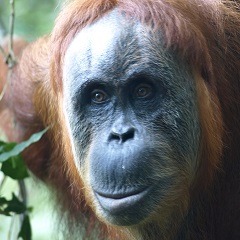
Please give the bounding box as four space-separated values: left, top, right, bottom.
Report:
110 133 121 141
109 128 135 143
122 128 135 143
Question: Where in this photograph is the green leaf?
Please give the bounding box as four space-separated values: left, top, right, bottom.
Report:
0 197 8 205
0 194 27 216
4 194 27 214
18 215 32 240
0 128 48 163
0 197 11 216
1 155 29 180
0 141 5 152
0 141 6 147
0 142 17 154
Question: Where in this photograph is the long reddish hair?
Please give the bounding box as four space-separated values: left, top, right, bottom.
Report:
1 1 239 239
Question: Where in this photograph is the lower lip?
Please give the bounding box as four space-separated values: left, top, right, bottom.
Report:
95 187 151 214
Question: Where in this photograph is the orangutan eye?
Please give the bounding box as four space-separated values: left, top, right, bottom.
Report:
134 83 153 99
91 89 109 103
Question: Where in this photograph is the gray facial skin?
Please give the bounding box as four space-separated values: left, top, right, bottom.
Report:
63 9 200 226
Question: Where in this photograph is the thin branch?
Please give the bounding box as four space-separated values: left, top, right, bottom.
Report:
0 0 16 101
18 179 28 230
4 1 25 238
0 175 7 192
18 180 27 206
7 0 15 68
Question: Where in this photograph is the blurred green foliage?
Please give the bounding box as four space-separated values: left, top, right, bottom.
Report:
0 130 48 240
0 0 62 40
0 1 62 239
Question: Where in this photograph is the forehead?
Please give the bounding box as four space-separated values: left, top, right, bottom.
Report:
67 10 133 62
63 9 170 81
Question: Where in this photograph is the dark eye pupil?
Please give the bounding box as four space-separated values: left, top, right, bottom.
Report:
95 93 104 101
91 90 107 103
137 87 148 97
135 85 152 98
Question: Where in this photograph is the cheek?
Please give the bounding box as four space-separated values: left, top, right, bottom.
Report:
169 106 200 176
149 85 200 177
162 100 200 151
176 94 200 162
63 103 92 172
